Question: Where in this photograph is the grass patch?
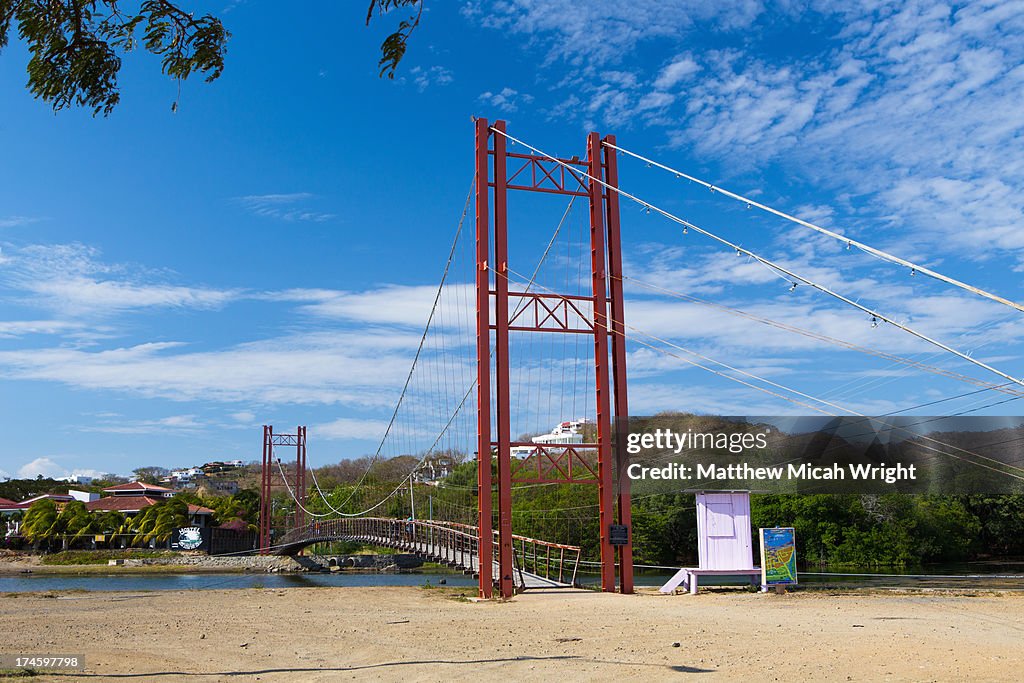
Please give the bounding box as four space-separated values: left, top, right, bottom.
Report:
41 550 176 566
420 585 475 602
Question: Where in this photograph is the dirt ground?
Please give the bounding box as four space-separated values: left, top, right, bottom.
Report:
2 586 1022 682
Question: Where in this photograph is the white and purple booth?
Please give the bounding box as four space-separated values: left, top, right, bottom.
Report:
660 491 762 594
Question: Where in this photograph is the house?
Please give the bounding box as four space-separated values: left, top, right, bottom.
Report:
414 454 458 484
18 493 75 507
85 495 215 527
102 482 175 499
210 480 239 495
68 490 100 503
59 474 94 485
511 419 592 458
84 481 216 527
0 497 22 537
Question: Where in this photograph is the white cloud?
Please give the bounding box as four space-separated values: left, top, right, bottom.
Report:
1 243 239 316
410 65 454 92
230 411 256 424
474 1 765 66
0 331 427 407
235 193 335 222
653 56 700 89
268 284 474 328
0 320 87 339
79 414 207 435
478 87 535 112
0 216 42 228
17 458 110 481
18 457 67 479
317 417 392 440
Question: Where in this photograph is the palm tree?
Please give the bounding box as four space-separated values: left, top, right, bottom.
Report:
132 498 189 546
58 501 96 549
21 499 59 551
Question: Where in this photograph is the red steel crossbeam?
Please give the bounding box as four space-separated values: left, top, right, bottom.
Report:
503 292 596 333
504 152 589 196
509 443 599 483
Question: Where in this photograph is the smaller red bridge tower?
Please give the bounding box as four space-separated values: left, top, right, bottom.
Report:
259 425 307 554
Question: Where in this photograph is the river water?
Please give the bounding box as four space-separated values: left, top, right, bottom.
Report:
3 563 1022 593
0 571 477 593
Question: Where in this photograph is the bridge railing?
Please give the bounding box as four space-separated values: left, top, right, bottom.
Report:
277 517 582 588
426 520 582 587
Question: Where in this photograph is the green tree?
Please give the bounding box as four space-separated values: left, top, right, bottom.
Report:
1 0 423 115
21 498 59 549
0 0 228 114
132 466 168 484
131 497 188 546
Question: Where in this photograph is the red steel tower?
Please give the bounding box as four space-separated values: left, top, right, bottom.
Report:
475 119 634 598
259 425 307 553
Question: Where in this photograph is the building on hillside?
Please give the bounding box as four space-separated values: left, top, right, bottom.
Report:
414 454 458 484
59 474 94 485
103 482 175 499
200 461 242 474
68 490 100 503
209 479 239 495
511 419 592 458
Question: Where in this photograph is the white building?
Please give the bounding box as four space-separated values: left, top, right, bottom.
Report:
68 489 100 503
512 419 592 458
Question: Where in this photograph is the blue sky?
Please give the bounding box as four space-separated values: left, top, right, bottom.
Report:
2 1 1024 480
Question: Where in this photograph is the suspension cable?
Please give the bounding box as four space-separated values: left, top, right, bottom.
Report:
621 274 1024 398
603 140 1024 315
328 175 475 510
488 127 1024 390
499 264 1024 479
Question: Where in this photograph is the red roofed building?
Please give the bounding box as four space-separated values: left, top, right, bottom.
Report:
1 497 25 538
85 496 165 513
19 493 75 506
85 494 215 527
102 481 175 498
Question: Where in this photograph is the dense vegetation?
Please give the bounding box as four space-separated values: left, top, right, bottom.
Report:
305 458 1024 569
6 456 1021 567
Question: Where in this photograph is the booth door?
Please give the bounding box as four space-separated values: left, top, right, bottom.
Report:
696 492 753 570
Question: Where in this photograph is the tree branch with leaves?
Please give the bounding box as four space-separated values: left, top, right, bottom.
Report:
0 0 422 114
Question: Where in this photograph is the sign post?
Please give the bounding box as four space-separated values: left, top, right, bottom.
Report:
759 527 797 593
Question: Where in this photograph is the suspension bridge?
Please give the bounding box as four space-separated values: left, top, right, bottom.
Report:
255 118 1024 599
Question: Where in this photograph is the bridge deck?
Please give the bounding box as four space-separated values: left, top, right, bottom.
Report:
283 532 573 590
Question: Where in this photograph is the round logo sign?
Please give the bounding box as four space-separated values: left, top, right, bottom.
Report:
177 526 203 550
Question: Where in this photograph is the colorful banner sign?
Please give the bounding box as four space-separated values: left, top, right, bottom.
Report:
760 527 797 586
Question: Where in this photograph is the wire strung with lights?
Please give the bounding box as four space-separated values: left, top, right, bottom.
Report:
487 126 1024 390
602 140 1024 315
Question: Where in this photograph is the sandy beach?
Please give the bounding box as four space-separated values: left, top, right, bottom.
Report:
2 586 1022 681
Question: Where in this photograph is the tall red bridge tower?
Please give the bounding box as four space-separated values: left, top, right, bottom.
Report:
475 119 634 598
259 425 307 554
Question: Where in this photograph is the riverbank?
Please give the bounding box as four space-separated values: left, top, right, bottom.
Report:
2 586 1022 681
0 553 305 575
